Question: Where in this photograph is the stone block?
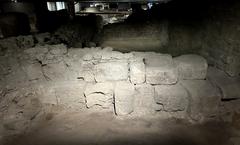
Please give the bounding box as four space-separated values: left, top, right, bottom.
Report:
154 83 189 112
181 80 221 121
134 84 159 115
130 60 145 84
22 63 44 81
42 62 70 81
174 54 208 80
145 54 178 85
207 67 240 99
55 81 86 109
114 81 135 115
84 82 114 109
79 61 95 82
94 62 128 82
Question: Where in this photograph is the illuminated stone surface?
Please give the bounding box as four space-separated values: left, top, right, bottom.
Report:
154 83 189 112
114 81 135 115
129 60 145 84
84 82 114 109
133 84 159 115
145 54 178 85
94 62 129 82
174 54 208 80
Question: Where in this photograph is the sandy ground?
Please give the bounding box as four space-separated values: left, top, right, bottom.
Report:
1 110 234 145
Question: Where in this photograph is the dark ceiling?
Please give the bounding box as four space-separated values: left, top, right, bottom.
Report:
0 0 170 3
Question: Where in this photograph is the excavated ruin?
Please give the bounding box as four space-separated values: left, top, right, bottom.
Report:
0 0 240 145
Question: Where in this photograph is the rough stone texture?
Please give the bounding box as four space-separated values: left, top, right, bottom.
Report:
22 63 44 81
114 81 135 115
94 62 129 82
54 81 86 109
42 61 70 81
207 67 240 99
155 83 189 112
16 35 35 49
145 54 178 85
174 54 208 80
84 82 114 109
219 99 240 123
79 61 95 82
230 137 240 145
133 84 159 115
36 84 58 105
0 87 41 134
129 60 145 84
181 80 221 121
34 33 51 46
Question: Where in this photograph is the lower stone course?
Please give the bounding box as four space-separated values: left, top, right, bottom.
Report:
154 83 189 112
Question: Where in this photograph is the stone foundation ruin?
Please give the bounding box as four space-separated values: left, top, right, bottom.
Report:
1 42 240 139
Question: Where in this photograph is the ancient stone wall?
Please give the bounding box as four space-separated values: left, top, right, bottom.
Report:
1 44 240 137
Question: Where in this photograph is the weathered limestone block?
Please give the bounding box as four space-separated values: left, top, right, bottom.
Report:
55 81 86 109
79 61 95 82
24 45 49 62
130 60 145 84
84 82 114 109
154 83 189 112
2 88 41 133
42 61 70 81
145 54 178 85
22 63 44 81
174 54 208 80
114 81 135 115
36 84 58 105
207 67 240 99
94 62 128 82
134 84 159 115
181 80 221 121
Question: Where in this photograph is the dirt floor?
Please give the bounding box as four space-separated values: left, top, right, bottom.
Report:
1 110 235 145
